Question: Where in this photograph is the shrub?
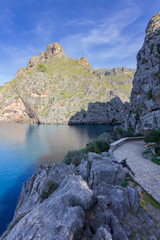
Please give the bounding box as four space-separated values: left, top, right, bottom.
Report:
151 156 160 165
144 129 160 143
147 89 153 100
157 43 160 54
63 150 86 166
115 127 135 138
121 180 128 187
83 140 109 154
115 128 124 135
37 64 47 72
40 181 58 201
98 132 113 144
142 149 152 155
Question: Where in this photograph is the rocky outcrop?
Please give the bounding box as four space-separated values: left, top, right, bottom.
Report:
1 150 159 239
126 12 160 132
69 96 129 124
1 153 139 240
27 43 68 69
0 96 40 123
0 43 135 124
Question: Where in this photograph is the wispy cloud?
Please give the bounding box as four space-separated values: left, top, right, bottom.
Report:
60 1 143 69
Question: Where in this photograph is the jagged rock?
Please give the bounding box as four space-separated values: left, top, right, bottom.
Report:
85 195 128 240
123 223 131 237
87 152 103 163
88 159 126 189
14 163 75 219
14 165 50 219
0 43 134 124
69 96 129 125
126 12 160 132
139 208 155 227
75 159 90 181
93 226 112 240
150 236 157 240
1 175 94 240
96 183 130 221
127 187 139 213
27 43 68 69
0 97 40 123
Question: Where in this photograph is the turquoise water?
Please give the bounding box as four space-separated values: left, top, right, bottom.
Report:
0 123 113 235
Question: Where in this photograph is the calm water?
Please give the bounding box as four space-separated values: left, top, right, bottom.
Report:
0 123 113 235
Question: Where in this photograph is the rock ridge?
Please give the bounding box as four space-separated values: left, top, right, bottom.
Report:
125 12 160 132
0 43 134 124
1 151 159 240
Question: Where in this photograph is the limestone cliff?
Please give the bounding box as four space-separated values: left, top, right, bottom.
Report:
0 43 135 124
127 12 160 132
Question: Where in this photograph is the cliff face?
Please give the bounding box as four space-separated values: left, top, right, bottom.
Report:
0 43 135 124
127 13 160 131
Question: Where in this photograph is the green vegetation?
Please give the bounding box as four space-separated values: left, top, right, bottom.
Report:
83 140 110 154
142 149 152 159
46 59 93 77
140 190 160 210
0 51 135 122
37 64 47 72
151 155 160 165
142 149 152 155
63 132 111 166
144 129 160 165
115 127 141 138
144 129 160 143
63 150 86 166
157 43 160 54
40 181 58 201
97 132 113 144
121 180 129 187
147 89 153 100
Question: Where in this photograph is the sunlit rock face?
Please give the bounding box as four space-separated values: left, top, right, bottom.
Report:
0 41 135 124
126 12 160 132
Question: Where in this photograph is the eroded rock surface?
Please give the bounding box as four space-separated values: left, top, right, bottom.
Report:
0 43 134 124
69 96 129 124
1 152 142 240
126 12 160 132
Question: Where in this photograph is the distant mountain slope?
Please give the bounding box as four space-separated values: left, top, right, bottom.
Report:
0 43 135 124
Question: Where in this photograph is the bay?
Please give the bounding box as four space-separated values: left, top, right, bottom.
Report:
0 123 113 235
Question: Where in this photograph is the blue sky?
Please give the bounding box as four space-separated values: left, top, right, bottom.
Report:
0 0 159 85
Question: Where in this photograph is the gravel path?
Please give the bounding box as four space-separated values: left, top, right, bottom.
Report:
114 141 160 203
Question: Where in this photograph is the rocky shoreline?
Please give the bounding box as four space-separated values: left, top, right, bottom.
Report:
1 148 159 240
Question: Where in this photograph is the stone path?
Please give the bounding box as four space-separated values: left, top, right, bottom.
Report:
114 141 160 203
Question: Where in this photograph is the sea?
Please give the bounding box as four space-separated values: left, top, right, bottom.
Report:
0 123 113 235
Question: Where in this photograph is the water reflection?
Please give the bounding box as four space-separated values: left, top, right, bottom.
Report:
0 123 113 235
37 125 113 164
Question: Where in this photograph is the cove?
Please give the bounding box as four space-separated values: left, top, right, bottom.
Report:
0 123 113 235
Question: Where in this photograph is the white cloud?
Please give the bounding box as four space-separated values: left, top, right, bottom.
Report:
60 1 144 69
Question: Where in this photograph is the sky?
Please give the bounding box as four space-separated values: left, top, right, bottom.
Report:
0 0 159 85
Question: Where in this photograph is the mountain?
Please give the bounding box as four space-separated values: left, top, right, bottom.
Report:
126 12 160 132
0 43 135 124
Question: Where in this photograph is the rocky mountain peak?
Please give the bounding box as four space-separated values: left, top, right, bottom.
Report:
145 12 160 41
27 42 67 69
44 42 68 60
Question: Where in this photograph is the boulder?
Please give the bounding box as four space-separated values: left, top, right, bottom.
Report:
2 175 94 240
88 160 126 189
